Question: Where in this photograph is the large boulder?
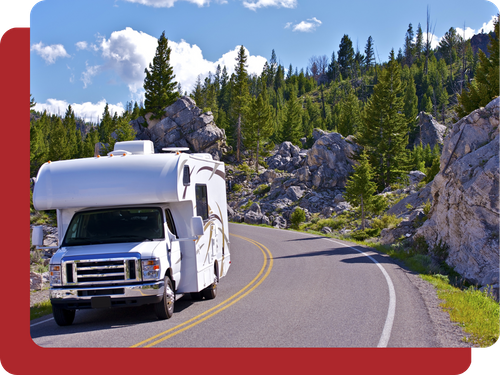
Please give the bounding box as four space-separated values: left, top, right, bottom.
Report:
416 98 499 285
305 131 360 188
130 96 228 160
413 112 447 149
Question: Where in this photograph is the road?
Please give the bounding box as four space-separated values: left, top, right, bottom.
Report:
31 223 443 348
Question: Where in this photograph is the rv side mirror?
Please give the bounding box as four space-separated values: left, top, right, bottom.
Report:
32 226 44 247
191 216 204 237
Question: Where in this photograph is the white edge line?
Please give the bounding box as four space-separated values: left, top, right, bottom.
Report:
324 238 396 347
30 317 54 327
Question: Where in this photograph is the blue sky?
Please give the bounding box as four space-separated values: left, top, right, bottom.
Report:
13 0 500 121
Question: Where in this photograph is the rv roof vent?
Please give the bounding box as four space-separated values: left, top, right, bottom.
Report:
113 140 155 155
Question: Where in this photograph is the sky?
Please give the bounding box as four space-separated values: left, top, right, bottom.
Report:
11 0 500 122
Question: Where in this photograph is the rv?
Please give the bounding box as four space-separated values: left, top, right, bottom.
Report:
31 140 230 326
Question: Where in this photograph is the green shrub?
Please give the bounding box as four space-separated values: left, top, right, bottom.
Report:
232 183 242 192
290 207 306 229
371 214 401 230
253 184 270 196
350 228 381 241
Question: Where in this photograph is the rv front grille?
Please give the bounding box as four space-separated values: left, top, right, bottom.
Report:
62 255 141 286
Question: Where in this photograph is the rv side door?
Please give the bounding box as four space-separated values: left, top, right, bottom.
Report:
165 209 181 286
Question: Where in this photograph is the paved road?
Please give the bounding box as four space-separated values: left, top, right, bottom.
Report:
31 223 441 348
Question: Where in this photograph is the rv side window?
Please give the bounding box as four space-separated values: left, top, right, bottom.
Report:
165 209 178 238
195 184 209 221
183 165 190 186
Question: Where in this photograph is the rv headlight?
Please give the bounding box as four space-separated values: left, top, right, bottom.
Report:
142 259 161 281
50 264 62 286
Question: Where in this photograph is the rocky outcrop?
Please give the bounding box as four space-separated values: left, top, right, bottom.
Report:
305 132 360 188
130 96 228 160
413 112 447 150
416 98 499 288
228 130 359 228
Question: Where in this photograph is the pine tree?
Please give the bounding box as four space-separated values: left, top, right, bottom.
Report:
82 127 99 157
48 117 71 162
231 46 250 162
359 50 409 190
337 35 355 79
338 91 361 137
364 36 375 70
403 75 419 132
403 23 415 67
281 85 303 145
98 104 114 154
344 150 378 230
143 31 179 119
457 17 499 117
244 83 274 171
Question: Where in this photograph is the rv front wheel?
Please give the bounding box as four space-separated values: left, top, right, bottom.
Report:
52 305 75 326
154 277 175 320
202 273 218 300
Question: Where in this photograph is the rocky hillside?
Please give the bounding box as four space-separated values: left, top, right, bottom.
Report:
416 98 499 289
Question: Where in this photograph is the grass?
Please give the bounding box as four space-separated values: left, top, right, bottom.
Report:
422 274 499 348
30 299 52 321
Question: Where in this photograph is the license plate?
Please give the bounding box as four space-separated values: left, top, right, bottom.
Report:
91 296 111 309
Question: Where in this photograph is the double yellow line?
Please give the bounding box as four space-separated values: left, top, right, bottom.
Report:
131 234 273 347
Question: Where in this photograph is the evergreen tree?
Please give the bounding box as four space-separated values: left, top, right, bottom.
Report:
143 31 179 119
403 75 419 132
98 104 114 153
359 50 409 190
48 117 71 162
344 150 378 230
82 127 99 157
403 23 415 67
457 17 499 117
231 46 251 162
415 24 424 61
244 83 274 171
364 36 375 70
338 91 361 137
337 35 355 79
280 85 303 145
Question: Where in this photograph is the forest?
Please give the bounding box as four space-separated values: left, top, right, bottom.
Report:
30 16 499 194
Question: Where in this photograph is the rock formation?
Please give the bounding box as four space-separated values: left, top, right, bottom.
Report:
130 96 228 160
412 111 447 150
416 98 499 288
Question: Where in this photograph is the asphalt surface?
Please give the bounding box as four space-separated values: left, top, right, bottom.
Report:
31 223 447 348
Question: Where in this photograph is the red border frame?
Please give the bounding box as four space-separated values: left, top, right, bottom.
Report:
0 27 471 375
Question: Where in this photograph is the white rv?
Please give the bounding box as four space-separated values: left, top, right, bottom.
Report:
32 140 230 326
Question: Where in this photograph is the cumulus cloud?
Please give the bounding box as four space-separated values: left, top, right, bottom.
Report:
288 17 322 32
30 42 70 64
35 99 125 122
93 27 266 96
243 0 297 11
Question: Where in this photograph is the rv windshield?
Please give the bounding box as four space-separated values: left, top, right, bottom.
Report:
62 207 164 246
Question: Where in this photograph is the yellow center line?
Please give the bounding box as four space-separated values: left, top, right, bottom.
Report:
130 234 273 348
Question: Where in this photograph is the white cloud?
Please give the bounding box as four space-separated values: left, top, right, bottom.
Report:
30 42 70 64
289 17 322 32
93 27 266 97
76 41 99 51
35 99 125 122
243 0 297 11
121 0 214 7
479 14 497 34
81 63 101 88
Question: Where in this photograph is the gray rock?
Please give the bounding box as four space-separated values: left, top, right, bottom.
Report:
416 98 500 284
273 215 288 229
244 211 263 225
413 112 447 150
409 170 427 187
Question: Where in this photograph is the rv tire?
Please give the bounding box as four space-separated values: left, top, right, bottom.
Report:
52 305 76 326
154 277 175 320
202 273 217 300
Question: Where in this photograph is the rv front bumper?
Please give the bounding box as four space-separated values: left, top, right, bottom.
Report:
49 280 164 309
